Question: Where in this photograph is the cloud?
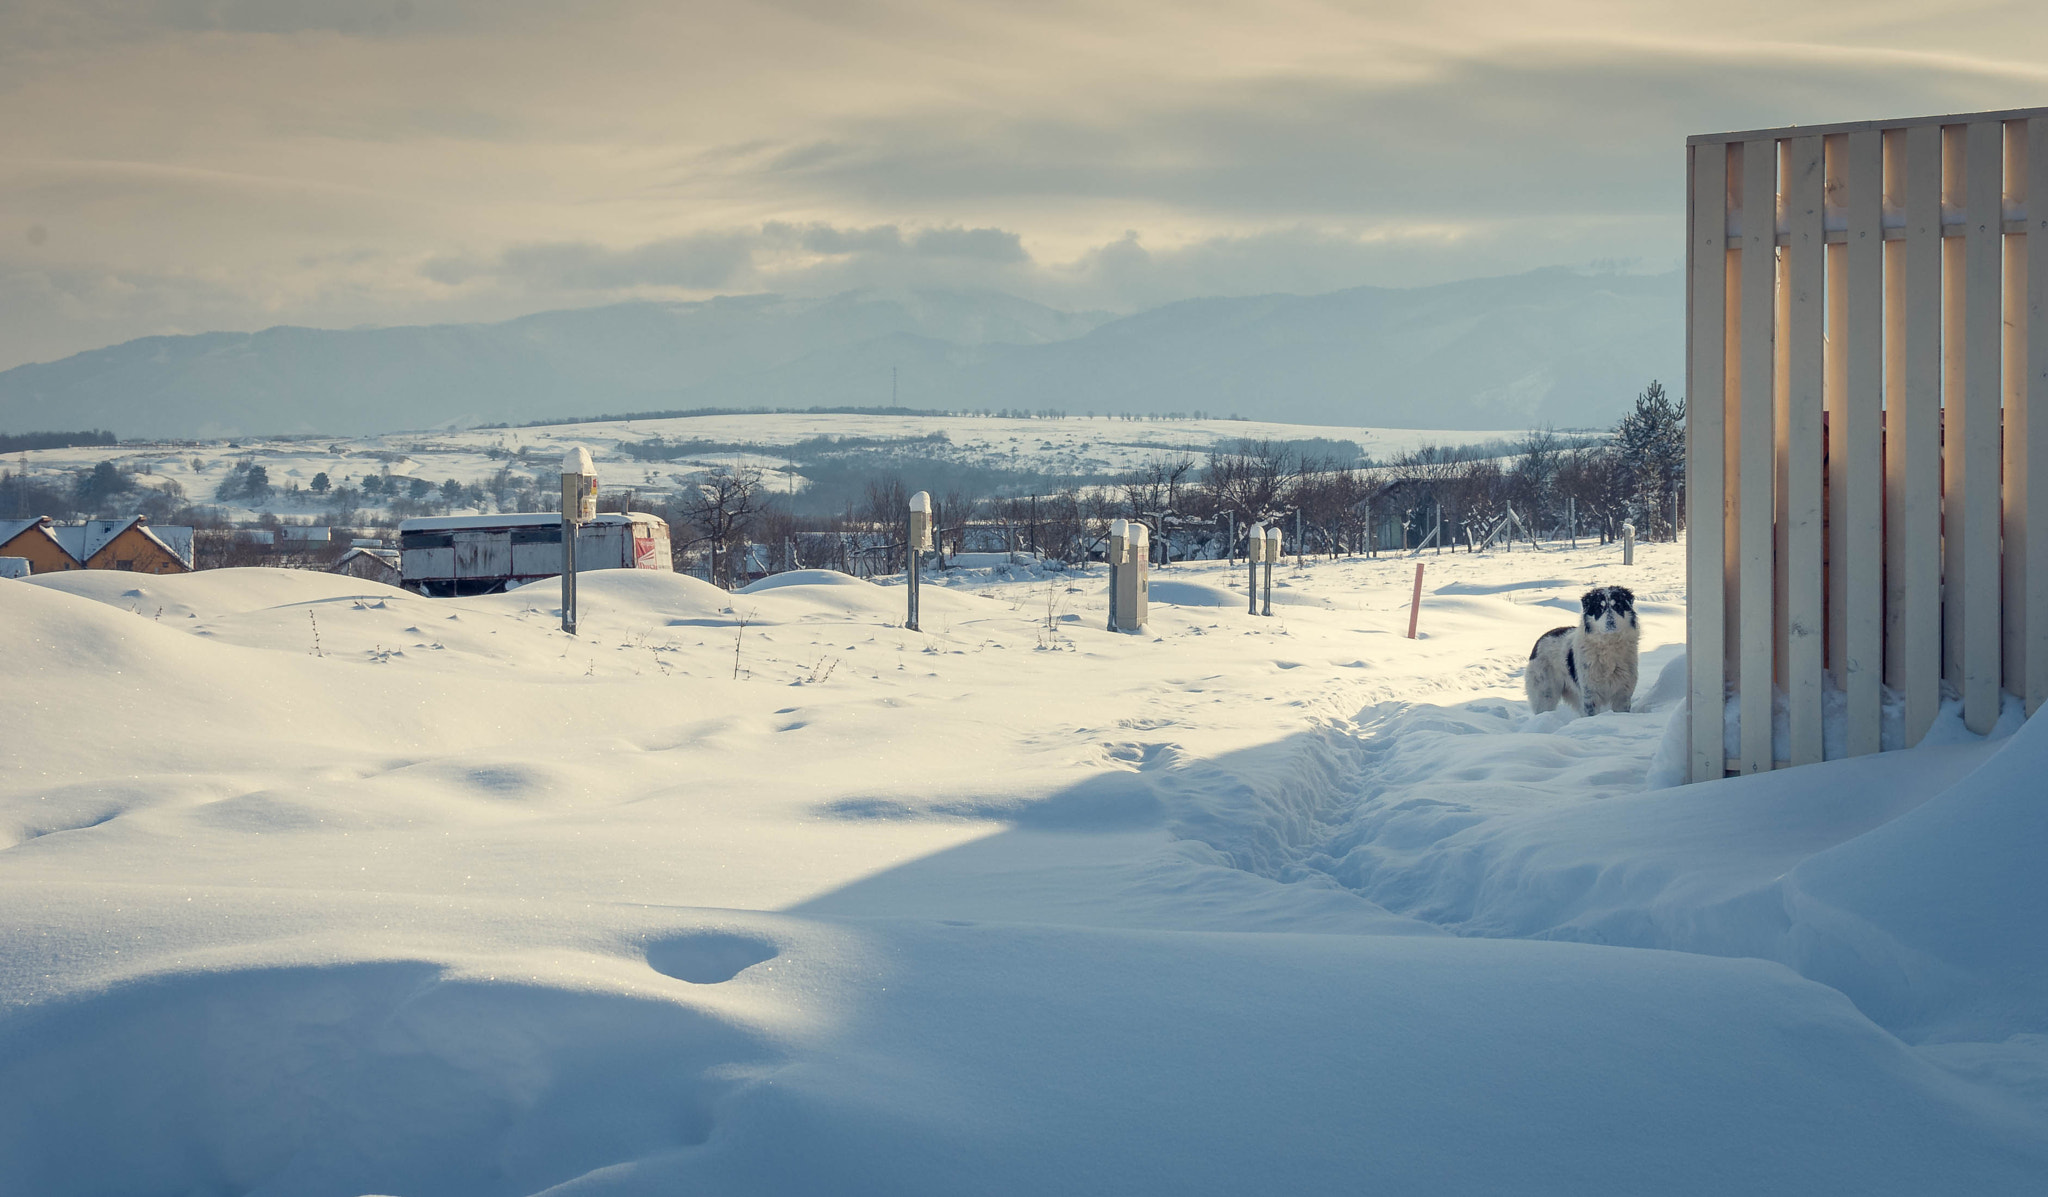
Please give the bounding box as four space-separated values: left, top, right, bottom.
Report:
759 222 1026 262
425 233 754 291
3 0 2047 369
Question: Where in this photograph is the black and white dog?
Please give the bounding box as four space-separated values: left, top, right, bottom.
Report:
1525 585 1639 717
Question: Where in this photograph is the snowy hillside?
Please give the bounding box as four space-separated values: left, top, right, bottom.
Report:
0 268 1681 439
6 541 2046 1193
11 412 1526 523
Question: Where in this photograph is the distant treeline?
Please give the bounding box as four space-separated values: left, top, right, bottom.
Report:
499 405 957 429
0 429 117 452
618 432 949 462
498 405 1259 430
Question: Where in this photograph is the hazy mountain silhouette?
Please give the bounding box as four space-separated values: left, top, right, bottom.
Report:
0 269 1680 439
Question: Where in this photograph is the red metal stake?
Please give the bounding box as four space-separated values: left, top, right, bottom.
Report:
1406 562 1424 639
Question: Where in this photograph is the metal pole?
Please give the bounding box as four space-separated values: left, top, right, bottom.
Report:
1435 504 1442 555
1569 497 1577 549
1247 524 1260 615
560 446 594 635
561 516 577 634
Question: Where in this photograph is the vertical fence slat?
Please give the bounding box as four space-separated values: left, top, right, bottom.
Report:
1825 135 1849 699
1955 121 2004 733
2028 119 2048 717
2004 121 2029 704
1887 124 1944 747
1738 137 1778 775
1943 126 1965 704
1840 129 1885 757
1783 135 1826 765
1688 142 1730 782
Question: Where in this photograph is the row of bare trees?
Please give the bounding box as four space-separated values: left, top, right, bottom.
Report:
637 382 1685 587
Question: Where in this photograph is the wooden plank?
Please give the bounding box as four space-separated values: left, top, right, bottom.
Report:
1739 138 1778 775
1775 172 1793 694
1886 124 1944 747
1688 143 1730 782
1840 129 1886 757
2004 120 2029 703
1725 165 1744 705
1825 140 1849 693
1943 125 1964 702
1835 214 1851 688
1955 121 2004 734
2028 119 2048 717
1782 135 1826 766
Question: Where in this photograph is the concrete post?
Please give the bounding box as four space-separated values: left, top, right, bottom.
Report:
1107 518 1127 632
907 490 933 631
1129 522 1149 629
1622 521 1636 566
1263 525 1280 616
560 445 596 634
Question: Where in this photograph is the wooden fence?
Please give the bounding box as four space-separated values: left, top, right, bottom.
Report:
1685 107 2048 783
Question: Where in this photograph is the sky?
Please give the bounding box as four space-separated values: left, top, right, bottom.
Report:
2 0 2045 371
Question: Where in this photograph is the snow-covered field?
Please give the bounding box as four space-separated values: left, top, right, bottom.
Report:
8 540 2047 1194
13 413 1522 521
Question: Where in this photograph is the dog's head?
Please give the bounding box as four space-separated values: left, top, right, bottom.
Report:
1580 585 1637 636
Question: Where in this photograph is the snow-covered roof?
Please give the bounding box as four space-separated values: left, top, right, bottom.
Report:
49 517 193 566
151 525 194 566
52 518 134 561
330 546 399 568
0 517 53 550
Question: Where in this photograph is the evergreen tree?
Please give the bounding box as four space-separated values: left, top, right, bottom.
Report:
1611 380 1686 537
75 461 129 509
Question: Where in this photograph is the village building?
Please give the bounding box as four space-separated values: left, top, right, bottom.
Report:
51 517 195 574
0 517 84 574
327 546 402 587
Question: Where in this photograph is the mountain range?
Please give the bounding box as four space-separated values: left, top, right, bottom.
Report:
0 268 1682 440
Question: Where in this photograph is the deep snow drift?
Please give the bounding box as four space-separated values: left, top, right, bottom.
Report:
5 540 2045 1194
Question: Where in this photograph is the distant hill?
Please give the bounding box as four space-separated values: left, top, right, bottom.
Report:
0 269 1681 439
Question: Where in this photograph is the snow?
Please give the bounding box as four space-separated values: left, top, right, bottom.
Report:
7 412 1524 523
5 537 2046 1194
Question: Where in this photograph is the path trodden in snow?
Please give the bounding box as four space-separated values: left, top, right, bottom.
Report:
6 540 2046 1195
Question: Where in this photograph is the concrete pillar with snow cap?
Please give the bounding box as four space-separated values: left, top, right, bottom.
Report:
1263 525 1282 617
1107 519 1129 631
560 445 597 635
907 490 933 632
1128 522 1150 629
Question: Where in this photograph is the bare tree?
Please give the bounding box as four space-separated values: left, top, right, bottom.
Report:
680 464 767 587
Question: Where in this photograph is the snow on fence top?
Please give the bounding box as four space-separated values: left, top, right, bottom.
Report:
1684 105 2048 784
